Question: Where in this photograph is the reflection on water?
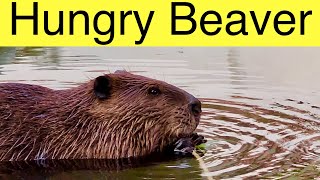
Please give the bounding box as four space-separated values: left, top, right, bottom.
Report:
0 47 319 179
226 48 247 89
0 155 203 179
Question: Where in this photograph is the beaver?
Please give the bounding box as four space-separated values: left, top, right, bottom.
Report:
0 71 203 161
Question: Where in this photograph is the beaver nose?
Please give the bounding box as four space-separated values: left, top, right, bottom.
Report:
190 98 202 117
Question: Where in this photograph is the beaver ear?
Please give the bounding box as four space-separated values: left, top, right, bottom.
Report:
94 75 111 99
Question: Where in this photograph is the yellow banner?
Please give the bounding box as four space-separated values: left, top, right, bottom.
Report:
0 0 319 46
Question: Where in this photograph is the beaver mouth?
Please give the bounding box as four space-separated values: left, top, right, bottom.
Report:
181 116 200 128
171 113 200 140
176 124 198 139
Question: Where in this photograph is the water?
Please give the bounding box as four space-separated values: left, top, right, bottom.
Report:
0 47 319 179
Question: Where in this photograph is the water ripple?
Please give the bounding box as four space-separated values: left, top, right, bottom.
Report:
197 97 320 178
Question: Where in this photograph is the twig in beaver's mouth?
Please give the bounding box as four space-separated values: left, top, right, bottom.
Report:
192 150 213 180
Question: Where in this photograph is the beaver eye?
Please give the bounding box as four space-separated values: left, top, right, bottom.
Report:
148 87 161 96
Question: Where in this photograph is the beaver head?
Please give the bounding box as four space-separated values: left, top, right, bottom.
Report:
87 71 201 158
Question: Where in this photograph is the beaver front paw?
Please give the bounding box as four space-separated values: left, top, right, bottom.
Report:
173 138 194 156
172 133 207 156
190 133 207 146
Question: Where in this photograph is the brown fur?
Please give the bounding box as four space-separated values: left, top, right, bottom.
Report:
0 71 200 161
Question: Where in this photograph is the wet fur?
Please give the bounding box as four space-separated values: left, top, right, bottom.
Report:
0 72 199 161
